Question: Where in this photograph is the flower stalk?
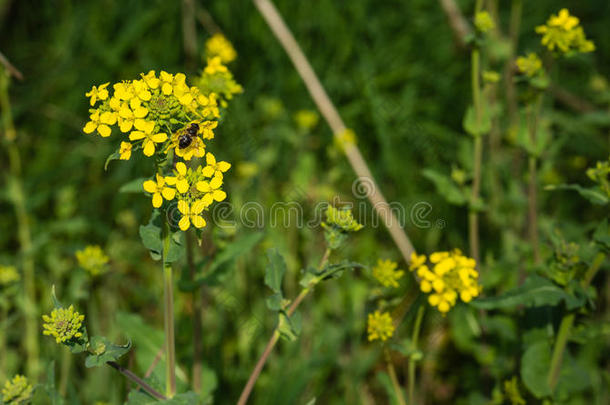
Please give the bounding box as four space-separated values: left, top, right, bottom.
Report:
408 305 425 404
163 220 177 398
384 347 407 405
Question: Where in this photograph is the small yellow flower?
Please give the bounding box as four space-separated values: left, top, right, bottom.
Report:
118 99 148 133
129 120 167 157
42 305 86 344
205 33 237 64
202 152 231 178
367 310 395 342
372 259 404 288
2 375 33 405
143 174 176 208
548 8 580 30
119 141 132 160
294 110 319 131
535 9 595 54
0 265 19 286
113 82 134 101
334 128 356 151
159 71 186 96
516 53 543 77
85 82 110 106
409 252 427 270
83 110 117 137
131 79 152 101
322 206 363 232
140 70 160 89
75 245 109 276
170 162 191 194
196 175 227 205
177 199 207 231
204 57 229 75
474 11 495 33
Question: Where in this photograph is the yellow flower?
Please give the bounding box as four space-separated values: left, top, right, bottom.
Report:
516 53 543 77
0 265 19 286
129 119 167 157
367 310 395 342
205 33 237 64
536 9 595 54
177 199 207 231
143 174 176 208
196 175 227 205
75 245 109 276
172 133 206 161
294 110 319 131
42 305 85 344
119 142 132 160
118 99 148 132
159 71 186 96
131 79 152 101
372 259 404 288
199 120 218 140
202 152 231 178
334 128 356 151
474 11 495 33
113 82 134 101
2 375 33 405
204 57 229 75
322 206 363 233
140 70 160 89
171 162 191 194
409 249 481 314
85 82 109 106
83 110 117 137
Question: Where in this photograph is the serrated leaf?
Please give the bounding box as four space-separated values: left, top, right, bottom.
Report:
104 151 120 171
119 177 148 193
139 211 163 260
520 340 552 398
264 249 286 294
545 184 609 205
85 336 131 368
470 275 573 310
422 169 467 206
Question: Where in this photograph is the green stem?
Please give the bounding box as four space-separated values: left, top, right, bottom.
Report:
385 347 407 405
468 0 484 267
527 94 543 264
1 68 39 378
236 248 331 405
548 252 606 389
186 229 203 394
163 222 176 398
408 305 425 404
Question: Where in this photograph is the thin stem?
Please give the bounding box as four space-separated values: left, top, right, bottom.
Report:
187 229 204 393
548 252 606 389
1 68 39 378
527 94 543 263
252 0 416 264
236 248 331 405
468 0 484 267
163 222 176 398
385 347 407 405
106 361 167 400
408 305 425 404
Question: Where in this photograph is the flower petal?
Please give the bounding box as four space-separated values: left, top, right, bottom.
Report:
152 192 163 208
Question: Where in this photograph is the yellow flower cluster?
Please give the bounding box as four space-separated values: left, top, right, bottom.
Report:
83 70 220 158
367 310 395 341
586 157 610 198
143 153 230 230
42 305 86 344
372 259 404 288
196 57 243 104
474 11 495 33
409 250 481 314
334 128 357 151
535 9 595 54
205 33 237 64
0 265 19 286
322 205 363 233
516 53 543 77
75 245 109 276
1 375 33 405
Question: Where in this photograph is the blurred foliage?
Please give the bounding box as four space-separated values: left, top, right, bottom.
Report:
1 0 609 404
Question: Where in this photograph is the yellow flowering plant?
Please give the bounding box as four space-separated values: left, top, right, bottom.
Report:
1 375 33 405
535 8 595 56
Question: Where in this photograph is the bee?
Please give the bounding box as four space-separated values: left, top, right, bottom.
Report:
178 123 200 149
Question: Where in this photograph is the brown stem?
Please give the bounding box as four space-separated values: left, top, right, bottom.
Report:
252 0 416 265
438 0 472 47
107 361 167 400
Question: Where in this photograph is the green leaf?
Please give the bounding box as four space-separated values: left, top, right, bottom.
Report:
67 326 89 354
470 275 573 310
119 177 148 193
265 292 285 311
104 151 120 171
463 104 491 137
165 231 184 263
277 311 299 342
545 184 609 205
593 219 610 251
85 336 131 368
127 389 201 405
422 169 467 206
179 232 263 291
520 340 552 398
139 211 163 261
264 249 287 294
